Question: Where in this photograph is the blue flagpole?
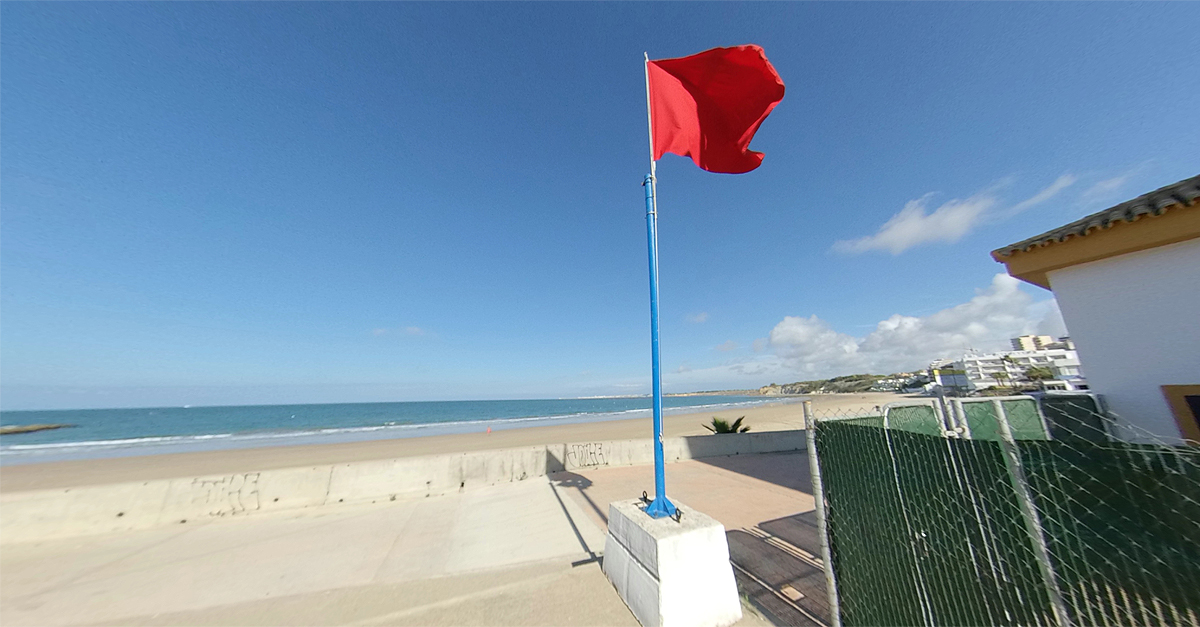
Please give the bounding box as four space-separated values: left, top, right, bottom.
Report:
643 173 675 520
643 53 676 520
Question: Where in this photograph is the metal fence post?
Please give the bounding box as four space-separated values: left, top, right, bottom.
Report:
935 390 951 434
992 399 1073 627
804 400 843 627
953 399 969 439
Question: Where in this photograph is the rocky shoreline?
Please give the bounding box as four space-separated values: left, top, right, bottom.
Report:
0 424 74 435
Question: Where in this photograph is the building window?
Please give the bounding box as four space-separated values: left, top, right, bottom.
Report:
1161 385 1200 443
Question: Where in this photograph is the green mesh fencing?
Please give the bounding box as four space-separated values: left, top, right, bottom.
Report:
815 421 927 625
812 400 1200 627
961 401 1005 442
842 416 884 428
1040 395 1109 442
1020 440 1200 626
1001 399 1048 440
884 405 943 436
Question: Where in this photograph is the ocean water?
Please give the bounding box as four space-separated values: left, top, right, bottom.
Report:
0 396 790 465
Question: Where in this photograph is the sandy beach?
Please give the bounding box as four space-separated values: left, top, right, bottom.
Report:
0 393 901 493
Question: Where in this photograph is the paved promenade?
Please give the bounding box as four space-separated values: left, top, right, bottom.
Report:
2 452 820 626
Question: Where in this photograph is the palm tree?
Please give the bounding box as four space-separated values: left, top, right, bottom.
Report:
995 354 1021 389
1024 366 1054 390
703 416 750 434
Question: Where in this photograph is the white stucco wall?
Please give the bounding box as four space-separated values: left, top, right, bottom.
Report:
1047 237 1200 442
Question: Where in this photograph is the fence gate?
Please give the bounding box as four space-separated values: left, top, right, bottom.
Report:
805 396 1200 627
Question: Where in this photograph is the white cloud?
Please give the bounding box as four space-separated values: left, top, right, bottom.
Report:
372 328 389 336
404 326 426 336
1034 299 1068 338
715 340 739 352
1081 174 1132 204
834 175 1076 255
1008 174 1076 215
771 273 1060 375
664 274 1067 389
752 338 768 353
662 355 792 392
833 192 997 255
686 312 709 324
769 315 860 367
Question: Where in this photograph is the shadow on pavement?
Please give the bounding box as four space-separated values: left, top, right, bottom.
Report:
758 511 822 555
689 449 832 624
728 511 830 627
550 470 608 525
696 451 814 494
547 470 608 568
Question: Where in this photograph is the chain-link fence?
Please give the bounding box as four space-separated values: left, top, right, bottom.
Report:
804 394 1200 627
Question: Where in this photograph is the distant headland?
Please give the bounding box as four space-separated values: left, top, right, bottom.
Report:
0 424 75 435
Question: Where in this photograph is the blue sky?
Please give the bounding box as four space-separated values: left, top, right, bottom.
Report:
2 3 1197 410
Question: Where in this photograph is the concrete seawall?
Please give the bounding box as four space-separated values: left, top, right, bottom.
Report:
0 430 806 544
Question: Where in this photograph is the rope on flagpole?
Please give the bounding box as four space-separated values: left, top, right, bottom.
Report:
642 52 675 520
644 53 659 221
644 52 656 182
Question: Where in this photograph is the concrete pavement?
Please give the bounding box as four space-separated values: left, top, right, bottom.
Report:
1 452 813 626
554 452 830 626
3 478 623 626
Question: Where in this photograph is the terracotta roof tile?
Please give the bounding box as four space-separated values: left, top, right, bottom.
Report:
993 174 1200 258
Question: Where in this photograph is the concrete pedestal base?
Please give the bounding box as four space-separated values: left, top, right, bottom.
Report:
602 499 742 627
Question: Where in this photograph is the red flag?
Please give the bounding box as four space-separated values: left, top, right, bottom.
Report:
647 45 785 174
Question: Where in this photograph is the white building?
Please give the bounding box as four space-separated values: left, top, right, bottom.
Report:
1011 334 1075 351
992 174 1200 442
1011 335 1055 351
957 348 1084 391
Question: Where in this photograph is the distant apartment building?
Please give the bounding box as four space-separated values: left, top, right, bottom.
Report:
993 174 1199 442
1011 335 1054 351
930 366 970 395
1011 334 1075 351
921 341 1085 395
958 348 1084 391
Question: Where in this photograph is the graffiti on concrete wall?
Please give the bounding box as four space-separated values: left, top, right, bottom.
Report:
566 442 607 468
191 473 261 516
